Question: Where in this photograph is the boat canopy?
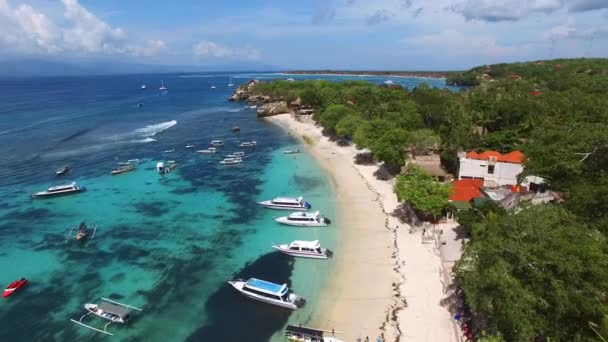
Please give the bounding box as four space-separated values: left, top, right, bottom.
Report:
288 211 319 219
98 302 132 319
273 197 300 204
286 325 325 338
245 278 288 295
48 182 76 191
290 240 321 249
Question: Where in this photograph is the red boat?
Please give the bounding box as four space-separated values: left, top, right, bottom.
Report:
3 278 28 298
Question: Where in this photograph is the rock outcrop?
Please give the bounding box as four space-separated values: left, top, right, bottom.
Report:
256 101 289 117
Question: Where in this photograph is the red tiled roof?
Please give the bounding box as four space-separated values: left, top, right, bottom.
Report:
450 179 484 202
466 150 525 164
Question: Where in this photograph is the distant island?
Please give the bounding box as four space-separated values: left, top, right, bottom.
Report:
282 70 450 78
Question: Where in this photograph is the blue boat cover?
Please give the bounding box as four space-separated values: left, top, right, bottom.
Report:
246 278 285 294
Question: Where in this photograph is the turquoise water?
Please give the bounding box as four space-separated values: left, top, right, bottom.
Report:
0 73 445 341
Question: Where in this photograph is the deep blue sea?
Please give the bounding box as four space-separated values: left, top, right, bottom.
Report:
0 72 447 341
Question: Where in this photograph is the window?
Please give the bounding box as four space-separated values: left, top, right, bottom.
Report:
488 165 495 174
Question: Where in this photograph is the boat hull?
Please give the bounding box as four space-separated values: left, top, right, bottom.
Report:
274 217 327 227
84 304 126 323
228 281 300 310
3 279 28 298
273 246 328 259
32 188 84 198
258 201 308 211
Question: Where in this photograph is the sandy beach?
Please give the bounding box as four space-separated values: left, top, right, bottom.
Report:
266 114 459 342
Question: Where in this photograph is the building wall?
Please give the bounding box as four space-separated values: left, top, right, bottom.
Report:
458 157 523 186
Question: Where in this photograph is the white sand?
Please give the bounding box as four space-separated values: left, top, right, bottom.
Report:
266 114 459 342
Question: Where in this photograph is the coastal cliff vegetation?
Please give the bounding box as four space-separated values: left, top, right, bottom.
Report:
243 58 608 341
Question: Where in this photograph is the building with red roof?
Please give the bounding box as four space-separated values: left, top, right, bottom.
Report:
450 179 484 202
458 150 525 186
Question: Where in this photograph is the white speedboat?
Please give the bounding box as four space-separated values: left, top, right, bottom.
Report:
258 197 311 211
163 149 175 153
239 141 256 147
210 140 224 147
227 278 305 310
141 84 146 90
55 165 72 176
226 151 245 158
284 149 302 154
275 211 330 227
159 80 167 91
185 144 195 149
228 74 235 87
32 182 84 198
197 147 217 154
156 162 165 173
273 240 332 259
219 157 243 165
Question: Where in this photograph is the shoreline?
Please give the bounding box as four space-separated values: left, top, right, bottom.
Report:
266 114 459 342
278 71 449 79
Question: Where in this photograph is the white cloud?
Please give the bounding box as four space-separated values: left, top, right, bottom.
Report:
193 40 260 60
403 29 519 57
0 0 166 57
529 0 563 12
569 0 608 12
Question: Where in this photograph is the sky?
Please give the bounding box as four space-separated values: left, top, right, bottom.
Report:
1 0 607 71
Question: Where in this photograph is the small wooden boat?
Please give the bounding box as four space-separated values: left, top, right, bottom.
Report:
197 147 217 154
70 297 143 336
239 141 256 147
65 222 97 244
3 278 28 298
111 165 135 175
285 325 344 342
56 165 72 176
219 157 243 165
210 140 224 147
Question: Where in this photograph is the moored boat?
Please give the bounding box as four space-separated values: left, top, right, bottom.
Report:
239 140 257 147
275 211 330 227
197 147 217 154
32 182 84 198
210 140 224 147
56 165 72 176
70 297 143 336
227 278 305 310
220 157 243 165
285 324 344 342
232 126 240 132
273 240 332 259
258 197 311 211
2 278 28 298
185 144 195 149
226 151 245 158
284 149 302 154
111 165 135 175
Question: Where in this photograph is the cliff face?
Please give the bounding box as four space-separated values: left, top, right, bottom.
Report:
229 80 292 117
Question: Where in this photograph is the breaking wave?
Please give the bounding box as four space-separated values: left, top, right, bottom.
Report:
134 120 177 137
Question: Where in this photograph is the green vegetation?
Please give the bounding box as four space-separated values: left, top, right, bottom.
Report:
248 58 608 340
395 165 452 217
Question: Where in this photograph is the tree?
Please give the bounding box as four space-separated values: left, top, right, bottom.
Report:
455 205 608 341
408 129 440 155
317 104 356 134
394 165 452 217
300 88 322 107
335 114 363 138
371 128 409 170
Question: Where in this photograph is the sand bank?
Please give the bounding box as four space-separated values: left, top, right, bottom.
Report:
266 114 459 342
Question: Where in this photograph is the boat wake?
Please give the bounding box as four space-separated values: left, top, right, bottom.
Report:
134 120 177 137
130 137 157 143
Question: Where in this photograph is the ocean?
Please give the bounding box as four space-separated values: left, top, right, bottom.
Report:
0 72 447 341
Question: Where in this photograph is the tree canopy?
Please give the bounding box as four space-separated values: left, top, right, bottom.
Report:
394 165 452 216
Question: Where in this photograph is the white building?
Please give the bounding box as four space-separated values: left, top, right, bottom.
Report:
458 150 525 186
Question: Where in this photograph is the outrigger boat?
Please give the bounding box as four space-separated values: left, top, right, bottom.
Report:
239 140 256 147
70 297 142 336
285 325 344 342
197 147 217 154
275 211 330 227
65 222 97 244
56 165 72 176
273 240 332 259
3 278 28 298
111 165 135 175
32 182 84 198
227 278 305 310
210 140 224 147
226 151 245 159
258 197 311 211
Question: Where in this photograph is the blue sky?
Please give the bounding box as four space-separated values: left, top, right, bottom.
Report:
1 0 607 70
